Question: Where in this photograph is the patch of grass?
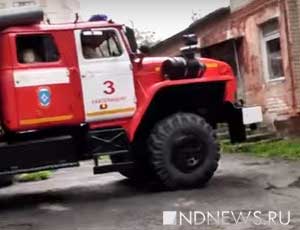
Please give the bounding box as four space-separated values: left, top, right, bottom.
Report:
17 171 53 183
98 155 111 164
221 139 300 160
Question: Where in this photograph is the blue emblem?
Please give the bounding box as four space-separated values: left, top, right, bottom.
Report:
38 88 51 107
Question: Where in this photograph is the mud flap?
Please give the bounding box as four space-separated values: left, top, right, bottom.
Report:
223 103 247 143
228 107 247 143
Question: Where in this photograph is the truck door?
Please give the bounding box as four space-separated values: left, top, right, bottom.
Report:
75 28 136 122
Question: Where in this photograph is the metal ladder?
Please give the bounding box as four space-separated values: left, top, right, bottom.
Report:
87 128 135 174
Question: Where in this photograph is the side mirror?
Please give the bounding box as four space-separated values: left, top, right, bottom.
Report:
125 27 138 53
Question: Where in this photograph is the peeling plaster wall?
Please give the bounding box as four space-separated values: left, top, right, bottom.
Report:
233 1 293 125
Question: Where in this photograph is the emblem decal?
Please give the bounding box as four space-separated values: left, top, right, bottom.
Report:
38 88 51 107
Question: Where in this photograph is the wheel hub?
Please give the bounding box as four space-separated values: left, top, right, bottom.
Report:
171 134 206 173
186 156 200 167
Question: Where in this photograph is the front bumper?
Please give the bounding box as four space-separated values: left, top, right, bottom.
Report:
220 103 263 143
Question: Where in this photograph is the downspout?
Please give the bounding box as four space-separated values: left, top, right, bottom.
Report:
283 0 297 113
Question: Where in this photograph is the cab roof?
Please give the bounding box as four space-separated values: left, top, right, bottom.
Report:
0 20 124 34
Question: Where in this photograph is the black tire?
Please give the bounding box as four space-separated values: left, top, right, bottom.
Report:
0 175 14 188
148 113 220 189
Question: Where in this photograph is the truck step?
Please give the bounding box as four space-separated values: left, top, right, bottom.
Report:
246 132 278 143
94 150 129 157
93 162 134 174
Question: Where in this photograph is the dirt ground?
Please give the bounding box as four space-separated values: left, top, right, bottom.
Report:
0 153 299 230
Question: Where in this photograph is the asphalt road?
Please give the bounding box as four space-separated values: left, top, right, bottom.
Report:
0 154 299 230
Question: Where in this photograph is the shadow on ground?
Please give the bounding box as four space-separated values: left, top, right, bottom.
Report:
0 174 253 211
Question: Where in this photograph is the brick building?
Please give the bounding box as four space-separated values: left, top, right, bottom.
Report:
0 0 80 23
151 0 300 135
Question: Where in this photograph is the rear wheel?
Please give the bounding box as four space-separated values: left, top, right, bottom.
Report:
148 113 220 189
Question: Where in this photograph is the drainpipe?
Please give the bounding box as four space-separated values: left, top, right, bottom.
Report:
232 39 244 101
283 0 297 113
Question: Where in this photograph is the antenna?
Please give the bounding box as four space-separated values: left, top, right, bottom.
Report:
74 13 79 23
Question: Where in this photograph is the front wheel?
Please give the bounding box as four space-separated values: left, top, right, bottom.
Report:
148 113 220 190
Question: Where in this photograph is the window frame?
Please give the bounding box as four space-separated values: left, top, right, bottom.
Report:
260 20 284 82
15 33 62 66
79 27 125 62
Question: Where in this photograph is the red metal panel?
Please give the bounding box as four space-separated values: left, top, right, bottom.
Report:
0 69 19 130
89 57 237 141
0 30 85 131
15 83 81 129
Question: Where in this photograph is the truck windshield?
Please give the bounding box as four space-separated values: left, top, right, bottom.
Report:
81 30 123 59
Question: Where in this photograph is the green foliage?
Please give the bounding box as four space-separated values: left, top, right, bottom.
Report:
134 29 160 47
17 171 52 183
221 139 300 160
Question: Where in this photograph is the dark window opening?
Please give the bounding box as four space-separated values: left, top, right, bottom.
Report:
261 19 284 80
81 30 123 59
16 34 60 64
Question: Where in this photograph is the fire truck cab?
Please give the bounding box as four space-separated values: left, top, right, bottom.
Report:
0 7 262 189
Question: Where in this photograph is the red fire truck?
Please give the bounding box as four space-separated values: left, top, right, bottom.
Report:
0 7 262 189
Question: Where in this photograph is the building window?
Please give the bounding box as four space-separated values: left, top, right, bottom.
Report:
13 1 36 7
261 19 284 81
81 30 123 59
16 34 60 64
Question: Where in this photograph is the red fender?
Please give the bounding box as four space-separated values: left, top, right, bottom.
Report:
124 76 236 142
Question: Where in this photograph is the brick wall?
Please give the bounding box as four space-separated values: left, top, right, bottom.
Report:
224 0 296 124
285 0 300 112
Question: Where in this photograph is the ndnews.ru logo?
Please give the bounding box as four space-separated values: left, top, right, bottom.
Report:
163 211 178 225
163 211 291 226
